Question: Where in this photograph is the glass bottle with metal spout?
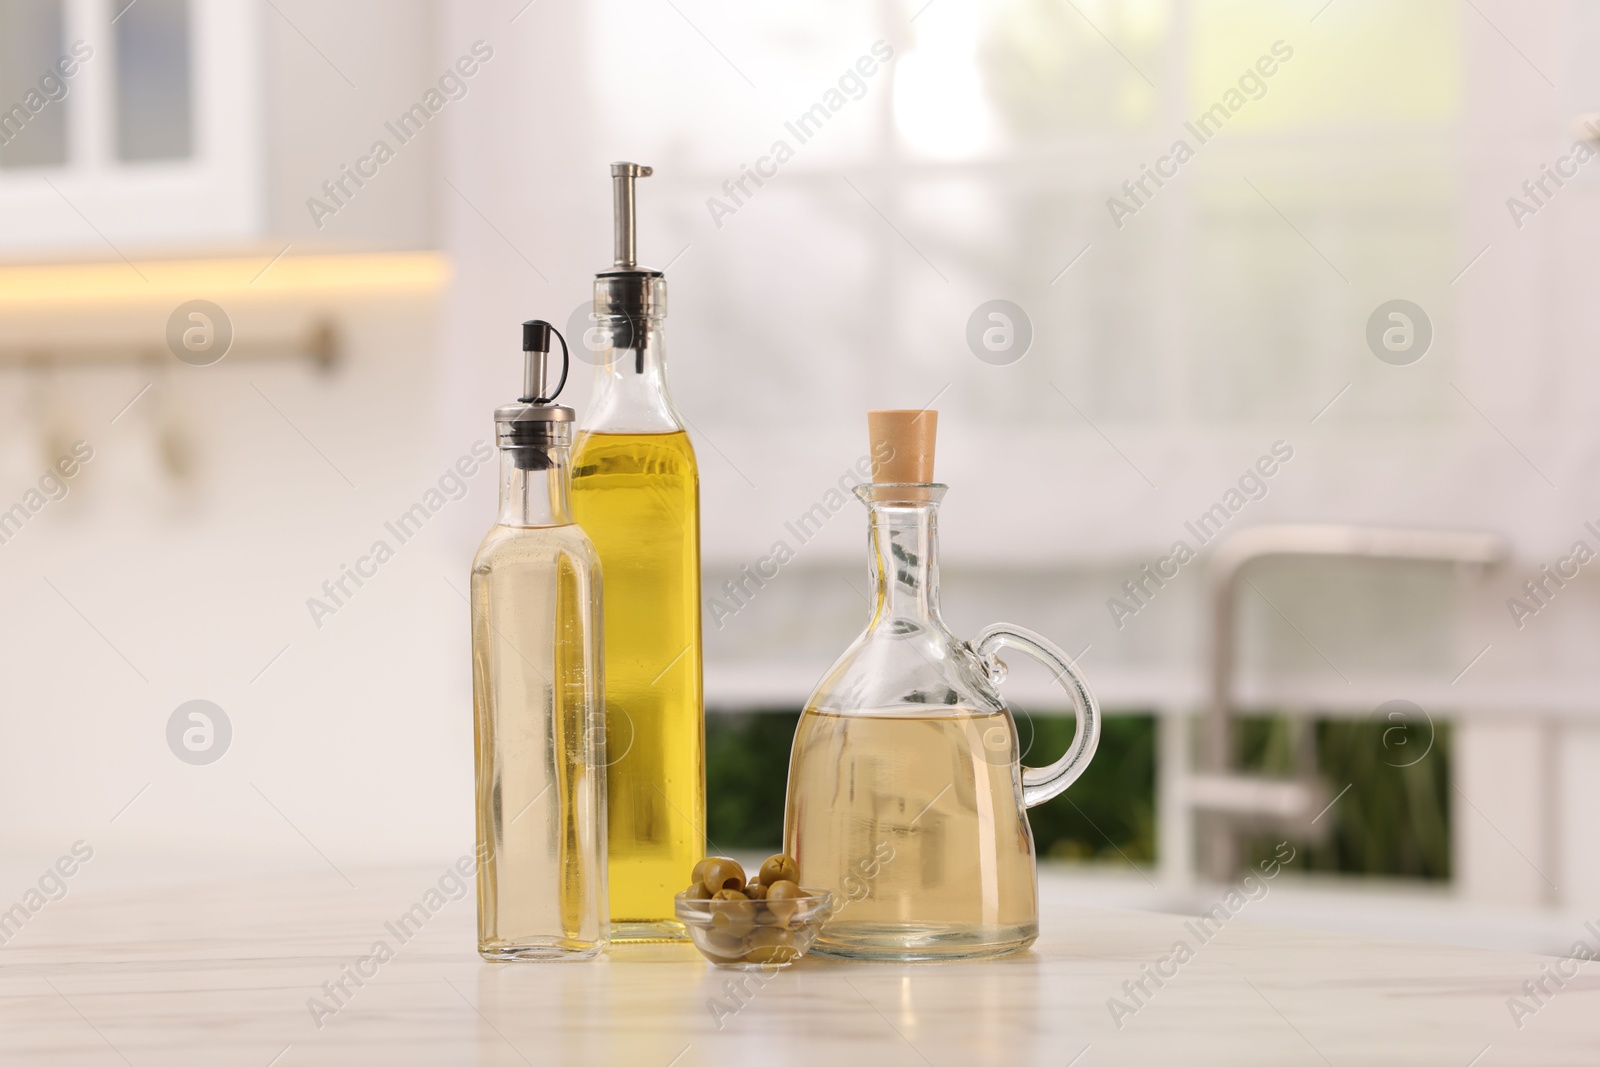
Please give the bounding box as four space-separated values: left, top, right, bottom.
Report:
472 320 607 960
784 410 1101 961
571 162 704 942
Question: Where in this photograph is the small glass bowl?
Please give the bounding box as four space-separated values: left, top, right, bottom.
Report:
674 888 834 969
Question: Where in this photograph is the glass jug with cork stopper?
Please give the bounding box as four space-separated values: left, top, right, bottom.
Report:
783 410 1101 961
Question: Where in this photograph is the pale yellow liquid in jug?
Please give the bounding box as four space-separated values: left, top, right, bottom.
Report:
785 708 1039 960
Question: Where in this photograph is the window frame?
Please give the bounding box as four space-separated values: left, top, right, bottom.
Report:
0 0 263 254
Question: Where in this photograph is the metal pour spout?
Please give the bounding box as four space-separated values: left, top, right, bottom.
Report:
611 162 653 269
521 320 554 402
595 162 665 377
496 319 572 472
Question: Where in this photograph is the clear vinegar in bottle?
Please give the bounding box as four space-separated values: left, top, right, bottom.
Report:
472 320 607 960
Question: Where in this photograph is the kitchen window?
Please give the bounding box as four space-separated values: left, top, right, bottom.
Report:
0 0 262 253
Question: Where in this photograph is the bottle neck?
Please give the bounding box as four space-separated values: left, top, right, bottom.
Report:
498 444 573 527
582 314 683 433
864 496 945 630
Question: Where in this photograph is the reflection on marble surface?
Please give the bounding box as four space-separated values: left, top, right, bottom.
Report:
0 865 1595 1065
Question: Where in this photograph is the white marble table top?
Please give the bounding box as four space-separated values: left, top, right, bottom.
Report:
2 864 1595 1066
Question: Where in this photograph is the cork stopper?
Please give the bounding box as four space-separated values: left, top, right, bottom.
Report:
868 409 937 483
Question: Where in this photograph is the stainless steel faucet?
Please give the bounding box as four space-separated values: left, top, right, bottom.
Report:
1194 524 1506 880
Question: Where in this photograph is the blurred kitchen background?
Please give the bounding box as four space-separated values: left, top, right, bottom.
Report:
3 0 1598 954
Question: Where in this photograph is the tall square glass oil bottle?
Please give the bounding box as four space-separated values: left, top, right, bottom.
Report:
472 321 607 960
571 162 704 942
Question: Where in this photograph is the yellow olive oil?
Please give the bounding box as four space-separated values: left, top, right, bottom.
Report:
571 429 704 941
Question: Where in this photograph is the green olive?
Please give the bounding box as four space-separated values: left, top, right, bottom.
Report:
757 854 799 886
701 930 748 959
699 857 746 895
683 882 711 901
743 926 798 964
743 881 769 900
764 880 806 926
690 857 717 887
710 889 757 937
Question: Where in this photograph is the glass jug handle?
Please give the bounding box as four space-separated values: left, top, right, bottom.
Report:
972 623 1101 809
